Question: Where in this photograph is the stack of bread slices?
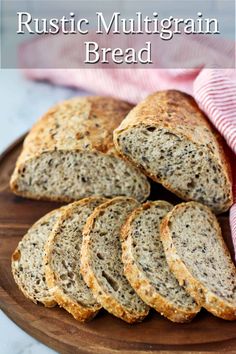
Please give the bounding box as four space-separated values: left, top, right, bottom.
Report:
11 91 236 323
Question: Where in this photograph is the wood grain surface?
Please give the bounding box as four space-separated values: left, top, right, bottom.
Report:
0 136 236 354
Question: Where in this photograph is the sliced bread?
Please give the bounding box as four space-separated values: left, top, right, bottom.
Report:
121 201 200 323
44 197 106 322
80 197 149 323
12 208 63 307
160 201 236 320
10 96 150 203
114 90 233 214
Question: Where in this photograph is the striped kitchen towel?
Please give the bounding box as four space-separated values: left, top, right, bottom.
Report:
194 69 236 252
19 36 236 256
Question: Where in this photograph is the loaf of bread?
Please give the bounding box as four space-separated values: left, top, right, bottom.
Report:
10 96 150 203
45 197 106 322
11 208 62 307
114 90 233 214
160 201 236 320
121 201 200 323
80 197 149 323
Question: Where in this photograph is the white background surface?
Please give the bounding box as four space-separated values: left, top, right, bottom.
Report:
0 69 87 354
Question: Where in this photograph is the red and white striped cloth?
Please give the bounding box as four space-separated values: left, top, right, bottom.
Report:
194 69 236 255
19 37 236 256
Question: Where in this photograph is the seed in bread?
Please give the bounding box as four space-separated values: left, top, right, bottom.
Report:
81 197 149 323
11 208 62 307
160 201 236 320
114 90 233 214
121 200 200 323
45 197 106 322
10 96 150 203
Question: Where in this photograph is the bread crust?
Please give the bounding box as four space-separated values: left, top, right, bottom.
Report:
121 201 200 323
80 197 149 324
11 208 64 307
160 201 236 321
16 96 133 162
113 90 233 213
44 197 106 322
10 96 150 202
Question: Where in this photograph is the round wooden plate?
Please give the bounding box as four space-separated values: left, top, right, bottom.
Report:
0 137 236 354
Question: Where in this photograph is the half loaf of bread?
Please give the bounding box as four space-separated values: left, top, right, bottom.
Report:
121 200 200 323
10 97 150 202
45 197 106 322
160 201 236 320
81 197 149 323
114 90 233 214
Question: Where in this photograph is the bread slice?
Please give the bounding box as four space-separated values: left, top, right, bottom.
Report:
11 208 63 307
10 96 150 203
160 201 236 320
44 197 106 322
114 90 233 214
80 197 149 323
121 201 200 323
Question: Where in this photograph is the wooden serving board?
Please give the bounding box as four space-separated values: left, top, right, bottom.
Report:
0 136 236 354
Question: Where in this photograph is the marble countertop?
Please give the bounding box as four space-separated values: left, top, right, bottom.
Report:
0 69 88 354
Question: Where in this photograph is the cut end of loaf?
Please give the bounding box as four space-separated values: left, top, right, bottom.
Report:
10 150 150 203
114 126 232 214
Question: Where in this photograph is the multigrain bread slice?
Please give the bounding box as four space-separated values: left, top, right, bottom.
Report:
114 90 233 214
121 201 200 323
10 96 150 203
12 208 63 307
44 197 106 322
160 201 236 320
80 197 149 323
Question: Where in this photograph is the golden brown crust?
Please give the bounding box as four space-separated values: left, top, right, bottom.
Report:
80 197 149 324
51 288 99 322
114 90 233 213
160 201 236 321
121 201 200 323
10 96 137 198
19 96 133 160
11 208 64 307
44 197 107 322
